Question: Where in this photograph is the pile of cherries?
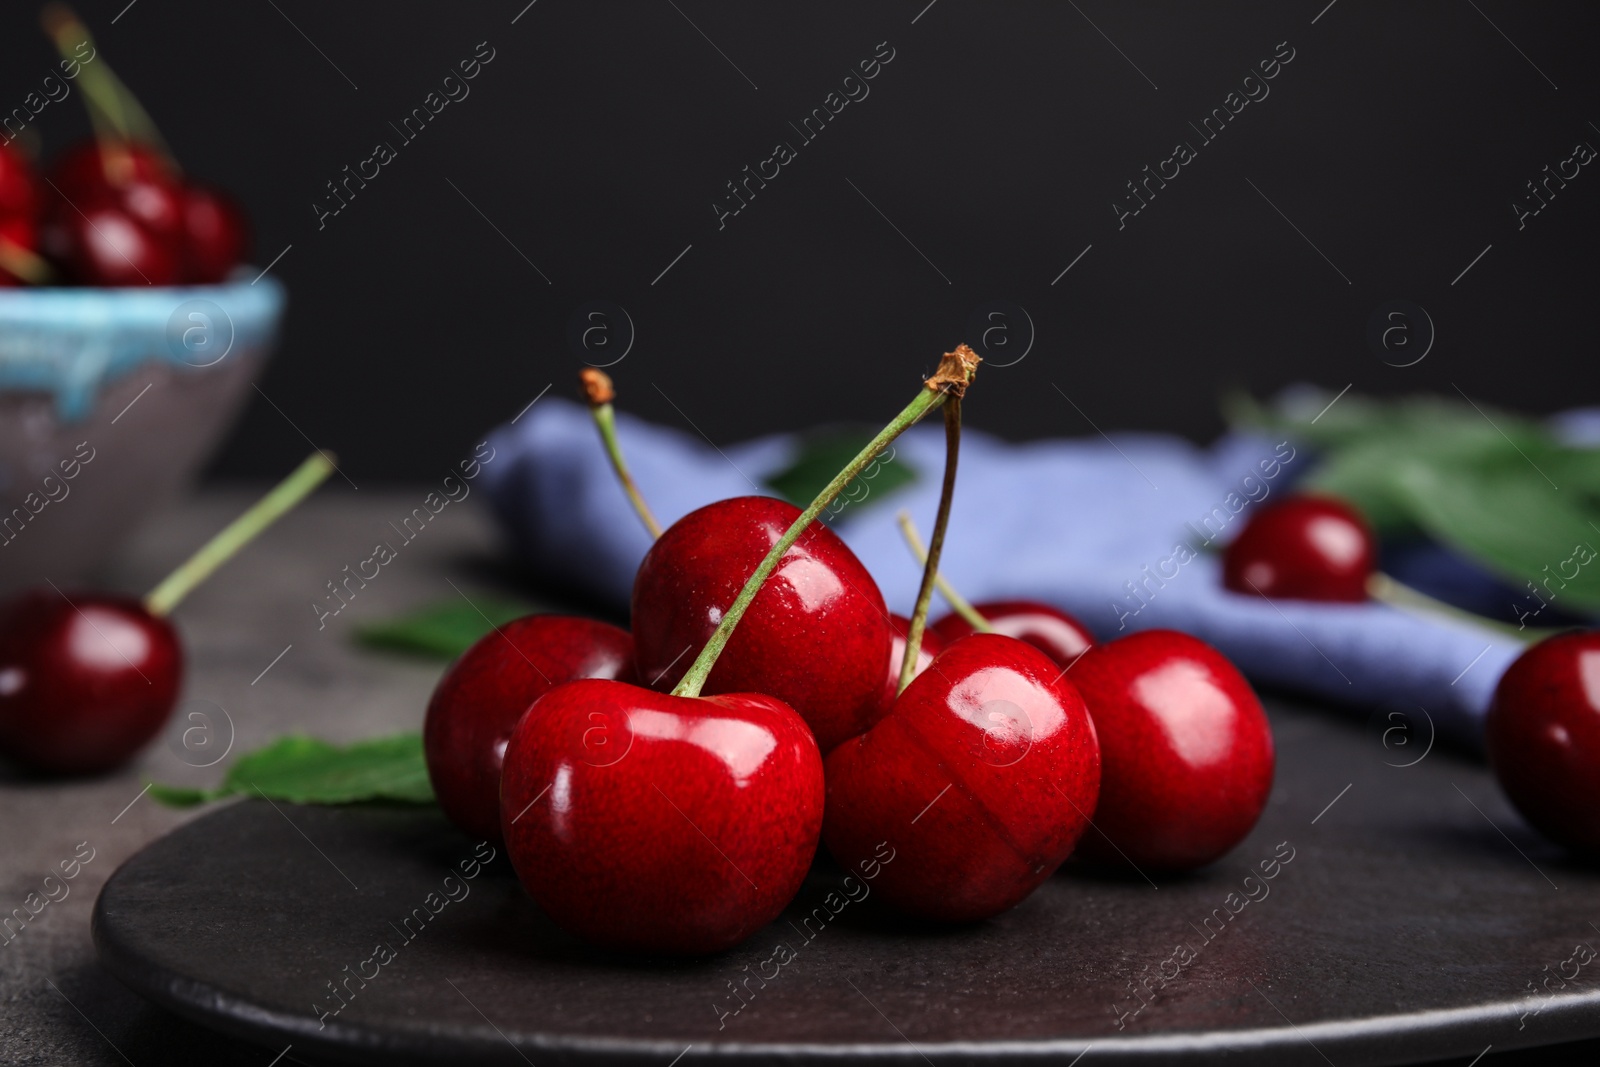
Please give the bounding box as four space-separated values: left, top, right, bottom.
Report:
425 398 1600 954
0 11 248 288
425 368 1281 954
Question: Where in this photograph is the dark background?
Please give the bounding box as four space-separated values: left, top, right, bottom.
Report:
2 0 1595 481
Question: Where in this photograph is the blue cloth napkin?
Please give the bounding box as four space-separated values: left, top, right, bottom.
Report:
482 398 1544 749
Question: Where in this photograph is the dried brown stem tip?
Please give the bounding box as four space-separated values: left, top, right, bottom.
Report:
926 344 982 396
580 368 615 407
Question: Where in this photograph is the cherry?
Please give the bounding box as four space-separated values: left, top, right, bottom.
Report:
1222 495 1375 602
0 144 42 286
49 140 175 205
878 613 942 716
424 615 635 844
823 633 1101 921
1068 629 1274 871
1486 630 1600 851
499 679 823 953
0 589 181 775
631 496 892 754
932 600 1094 668
45 195 185 286
0 454 331 776
181 183 249 284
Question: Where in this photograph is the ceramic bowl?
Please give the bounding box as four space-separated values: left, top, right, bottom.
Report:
0 274 286 591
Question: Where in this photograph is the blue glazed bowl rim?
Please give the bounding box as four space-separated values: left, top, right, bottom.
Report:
0 272 287 422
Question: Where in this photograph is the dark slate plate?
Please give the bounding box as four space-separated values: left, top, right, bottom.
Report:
94 696 1600 1066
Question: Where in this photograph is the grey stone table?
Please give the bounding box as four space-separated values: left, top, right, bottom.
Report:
2 492 1597 1067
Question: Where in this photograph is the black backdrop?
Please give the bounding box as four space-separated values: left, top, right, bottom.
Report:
2 1 1595 480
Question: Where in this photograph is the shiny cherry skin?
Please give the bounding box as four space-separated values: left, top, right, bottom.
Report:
500 678 824 954
1486 630 1600 851
45 198 184 286
181 184 249 284
1222 495 1375 602
823 633 1101 922
932 600 1094 668
632 496 892 754
0 589 182 775
424 615 636 844
877 614 943 717
1069 629 1274 871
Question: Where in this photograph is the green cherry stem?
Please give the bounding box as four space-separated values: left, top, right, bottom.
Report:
895 510 992 634
41 4 175 177
144 452 336 616
673 345 981 700
1367 571 1539 643
897 396 965 694
582 369 662 539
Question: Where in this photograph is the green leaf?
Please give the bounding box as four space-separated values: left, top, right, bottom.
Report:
1227 388 1551 454
763 427 917 515
1228 389 1600 614
150 733 435 808
354 597 534 659
1395 454 1600 614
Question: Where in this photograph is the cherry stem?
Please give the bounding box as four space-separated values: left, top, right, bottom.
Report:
581 369 662 539
897 399 965 693
144 453 336 616
0 236 55 285
895 510 992 634
41 4 175 180
672 346 981 700
1366 572 1538 644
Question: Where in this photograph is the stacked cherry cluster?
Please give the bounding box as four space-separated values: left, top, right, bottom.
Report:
424 358 1279 954
0 8 248 288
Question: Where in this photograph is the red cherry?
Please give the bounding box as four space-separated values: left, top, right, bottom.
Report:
49 140 174 204
0 143 39 219
0 589 182 775
182 183 249 284
0 145 41 287
1222 495 1375 602
631 496 892 753
499 678 824 953
823 633 1101 921
877 613 943 716
114 178 186 245
1069 629 1274 871
1486 630 1600 851
45 197 184 286
932 600 1094 668
424 615 635 844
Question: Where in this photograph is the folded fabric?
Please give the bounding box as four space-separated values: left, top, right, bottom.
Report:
482 398 1541 750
